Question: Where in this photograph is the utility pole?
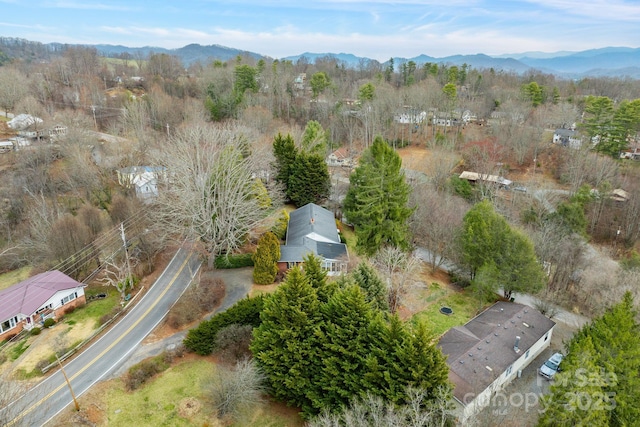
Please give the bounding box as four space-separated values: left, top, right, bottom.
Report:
91 105 97 130
56 354 80 411
120 222 132 291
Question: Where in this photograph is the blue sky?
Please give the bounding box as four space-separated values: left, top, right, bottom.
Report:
1 1 639 61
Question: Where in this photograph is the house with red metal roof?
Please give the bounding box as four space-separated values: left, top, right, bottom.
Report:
0 270 86 341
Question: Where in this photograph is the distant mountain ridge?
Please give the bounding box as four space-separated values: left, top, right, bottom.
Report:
1 36 638 79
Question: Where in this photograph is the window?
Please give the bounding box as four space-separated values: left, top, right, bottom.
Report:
1 317 17 333
525 349 531 359
505 365 513 377
544 333 549 342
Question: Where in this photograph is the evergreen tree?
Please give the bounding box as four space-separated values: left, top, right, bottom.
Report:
538 292 640 427
252 232 281 285
251 267 321 413
314 285 375 412
301 120 328 155
539 337 610 427
288 151 330 207
352 261 389 311
303 253 337 303
343 136 414 256
272 133 298 188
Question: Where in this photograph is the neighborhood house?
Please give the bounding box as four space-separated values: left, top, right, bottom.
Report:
0 270 86 341
278 203 349 275
116 166 165 201
438 301 555 424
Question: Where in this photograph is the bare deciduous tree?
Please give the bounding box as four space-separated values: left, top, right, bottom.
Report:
205 359 265 421
309 386 453 427
98 255 139 300
153 124 274 267
410 183 469 272
373 246 421 314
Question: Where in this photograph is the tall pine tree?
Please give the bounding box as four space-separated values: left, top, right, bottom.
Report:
343 136 413 256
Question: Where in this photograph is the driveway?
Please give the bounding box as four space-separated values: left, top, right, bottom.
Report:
108 266 254 378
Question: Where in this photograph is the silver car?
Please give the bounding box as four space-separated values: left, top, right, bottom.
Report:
539 352 563 380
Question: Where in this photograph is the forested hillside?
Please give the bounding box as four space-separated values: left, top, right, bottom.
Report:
1 41 640 426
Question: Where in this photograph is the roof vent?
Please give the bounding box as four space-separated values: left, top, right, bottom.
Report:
523 322 530 328
486 340 490 344
494 333 499 336
459 360 464 364
485 366 493 372
514 335 521 353
500 308 504 312
497 323 501 327
511 320 515 323
477 347 482 350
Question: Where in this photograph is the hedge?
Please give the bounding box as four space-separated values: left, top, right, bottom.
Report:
214 253 255 269
183 295 265 355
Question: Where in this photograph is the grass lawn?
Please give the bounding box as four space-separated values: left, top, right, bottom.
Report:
0 266 32 291
104 359 303 427
338 222 357 253
412 282 487 338
63 288 120 328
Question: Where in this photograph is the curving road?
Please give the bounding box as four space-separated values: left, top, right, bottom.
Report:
2 248 201 427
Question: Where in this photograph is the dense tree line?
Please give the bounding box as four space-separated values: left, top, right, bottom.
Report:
251 256 449 418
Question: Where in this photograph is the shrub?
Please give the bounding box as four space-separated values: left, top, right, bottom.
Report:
167 276 224 328
206 359 265 419
214 253 255 269
183 295 265 355
125 355 169 391
270 209 289 240
214 324 254 363
36 358 50 373
43 318 55 328
30 327 41 336
252 232 280 285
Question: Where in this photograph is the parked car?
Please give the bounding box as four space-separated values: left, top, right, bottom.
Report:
539 352 563 380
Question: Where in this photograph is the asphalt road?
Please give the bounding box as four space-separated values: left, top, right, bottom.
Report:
2 248 201 427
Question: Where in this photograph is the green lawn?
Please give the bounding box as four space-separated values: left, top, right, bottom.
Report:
0 266 32 291
412 283 488 337
63 288 120 328
104 359 303 427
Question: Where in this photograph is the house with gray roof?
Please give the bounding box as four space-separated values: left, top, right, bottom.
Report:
438 301 555 424
0 270 86 341
278 203 349 276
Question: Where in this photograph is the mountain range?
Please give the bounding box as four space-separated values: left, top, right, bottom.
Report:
1 37 639 79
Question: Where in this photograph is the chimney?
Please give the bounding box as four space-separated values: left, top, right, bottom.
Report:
514 336 521 353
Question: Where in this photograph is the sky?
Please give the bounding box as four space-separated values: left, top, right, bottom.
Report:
1 0 639 61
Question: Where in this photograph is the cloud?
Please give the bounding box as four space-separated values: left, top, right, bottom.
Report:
521 0 640 21
44 1 135 11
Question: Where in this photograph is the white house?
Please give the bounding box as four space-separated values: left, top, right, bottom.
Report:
116 166 165 201
438 302 555 425
553 128 583 149
0 270 86 341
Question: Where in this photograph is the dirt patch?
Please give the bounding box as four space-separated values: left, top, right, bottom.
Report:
178 396 202 418
397 265 454 321
14 318 97 374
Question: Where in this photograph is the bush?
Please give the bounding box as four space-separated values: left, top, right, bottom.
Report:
183 295 265 355
167 276 224 328
214 324 254 363
206 359 265 419
36 358 50 373
252 232 280 285
214 253 254 269
448 175 473 200
125 355 169 391
43 318 55 328
270 209 289 240
30 327 41 336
